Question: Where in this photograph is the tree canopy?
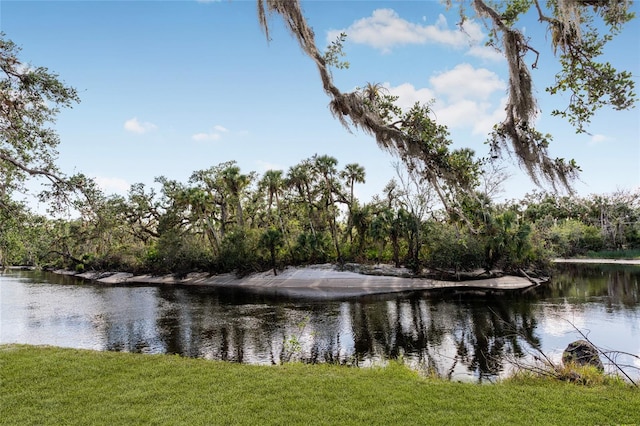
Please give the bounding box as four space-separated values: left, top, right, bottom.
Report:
0 34 79 200
256 0 636 201
0 2 635 221
2 152 639 275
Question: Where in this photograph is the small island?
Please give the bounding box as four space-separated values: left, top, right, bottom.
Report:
48 262 545 299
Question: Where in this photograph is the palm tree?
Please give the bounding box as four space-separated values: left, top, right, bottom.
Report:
340 163 365 243
260 169 291 256
259 227 284 275
221 165 251 229
260 169 285 223
313 154 342 262
340 163 365 208
184 187 220 253
286 161 317 236
351 203 373 261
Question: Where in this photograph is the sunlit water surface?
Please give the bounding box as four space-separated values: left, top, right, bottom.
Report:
1 264 638 382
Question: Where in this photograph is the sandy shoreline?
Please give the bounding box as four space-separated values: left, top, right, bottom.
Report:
10 258 638 298
56 263 546 298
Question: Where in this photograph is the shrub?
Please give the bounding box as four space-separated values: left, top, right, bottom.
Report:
422 222 484 272
549 219 604 257
292 231 332 264
217 229 260 276
150 230 214 276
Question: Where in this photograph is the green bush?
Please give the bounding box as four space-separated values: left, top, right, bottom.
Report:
479 211 537 272
549 219 604 257
217 229 260 275
293 231 332 264
150 230 214 276
423 222 484 272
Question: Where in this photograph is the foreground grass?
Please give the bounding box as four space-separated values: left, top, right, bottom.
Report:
1 345 638 425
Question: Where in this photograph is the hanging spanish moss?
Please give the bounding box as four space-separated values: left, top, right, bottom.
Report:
471 0 582 192
257 0 473 217
554 0 583 51
256 0 633 198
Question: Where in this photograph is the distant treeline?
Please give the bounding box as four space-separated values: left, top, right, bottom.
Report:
1 155 638 276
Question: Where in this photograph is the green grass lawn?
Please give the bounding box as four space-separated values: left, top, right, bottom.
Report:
1 345 638 425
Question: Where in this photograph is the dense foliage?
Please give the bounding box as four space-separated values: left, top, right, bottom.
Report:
1 0 637 276
0 34 84 198
2 156 638 276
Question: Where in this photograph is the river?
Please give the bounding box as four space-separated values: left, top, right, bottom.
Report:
1 263 638 382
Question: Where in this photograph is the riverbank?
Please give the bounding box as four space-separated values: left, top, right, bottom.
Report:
1 345 637 425
25 257 640 298
58 263 545 298
553 258 640 265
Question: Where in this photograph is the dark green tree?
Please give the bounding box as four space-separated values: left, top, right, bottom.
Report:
0 34 80 202
339 162 365 243
259 227 284 275
313 154 343 262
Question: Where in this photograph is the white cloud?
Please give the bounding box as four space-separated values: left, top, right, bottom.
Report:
383 82 435 111
466 44 505 62
327 9 484 53
458 18 484 45
430 63 506 101
434 99 488 129
192 124 230 141
124 117 157 134
433 97 506 135
469 96 508 135
254 160 283 173
94 176 130 195
589 134 612 145
192 132 221 142
380 63 507 135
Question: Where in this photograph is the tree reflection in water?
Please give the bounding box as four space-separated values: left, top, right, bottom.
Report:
2 264 638 382
138 287 544 381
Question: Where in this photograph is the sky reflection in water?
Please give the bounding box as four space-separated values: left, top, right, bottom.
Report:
1 264 638 382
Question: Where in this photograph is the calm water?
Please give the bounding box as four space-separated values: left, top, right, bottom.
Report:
1 264 639 382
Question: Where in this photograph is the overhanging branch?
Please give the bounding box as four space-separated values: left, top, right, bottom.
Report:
0 151 63 184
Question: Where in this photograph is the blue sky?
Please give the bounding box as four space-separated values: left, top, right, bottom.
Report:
1 0 638 206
